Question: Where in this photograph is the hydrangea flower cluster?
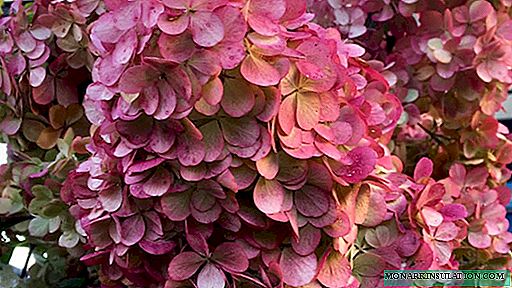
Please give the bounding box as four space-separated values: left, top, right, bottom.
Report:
0 0 512 287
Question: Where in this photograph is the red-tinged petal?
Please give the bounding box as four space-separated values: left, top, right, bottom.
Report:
98 186 122 212
337 107 365 145
396 230 420 257
116 117 153 146
221 79 256 117
291 225 321 256
120 214 145 246
332 147 377 184
248 33 286 55
139 239 175 255
119 65 158 93
190 12 224 47
279 248 317 287
212 242 249 272
468 231 491 249
32 77 54 105
16 31 36 53
161 191 192 221
256 87 280 122
199 121 224 162
200 77 223 106
149 123 176 154
497 20 512 41
159 32 195 63
355 185 387 227
140 1 165 28
248 15 281 36
214 42 246 70
113 1 141 30
421 206 443 227
158 14 190 35
439 204 467 221
469 0 493 22
315 138 343 160
191 189 216 212
330 121 352 145
240 55 281 86
189 50 222 76
449 163 466 185
253 178 285 214
113 30 137 65
191 202 222 224
220 117 260 147
256 152 279 180
197 263 225 288
168 251 205 281
317 250 351 288
295 185 329 217
434 222 459 241
161 0 189 9
143 168 173 196
177 133 206 166
296 92 320 131
154 82 177 120
278 95 297 135
414 157 433 181
216 6 247 43
30 66 46 87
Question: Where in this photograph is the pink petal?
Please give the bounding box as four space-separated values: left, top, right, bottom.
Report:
177 132 206 166
211 242 249 272
291 225 321 256
113 1 141 30
119 65 158 93
98 186 123 212
197 263 225 288
434 222 459 241
247 15 281 36
220 117 260 147
113 30 137 65
143 168 173 196
317 250 351 288
200 121 224 162
439 204 467 221
256 152 279 180
279 248 317 287
161 191 192 221
29 66 46 87
190 12 224 47
168 251 205 281
253 178 285 214
296 92 320 131
120 214 146 246
421 206 443 227
139 239 175 255
158 14 190 35
154 81 177 119
240 55 281 86
295 185 329 217
221 79 255 117
469 0 493 22
158 32 195 63
414 157 433 181
278 95 297 135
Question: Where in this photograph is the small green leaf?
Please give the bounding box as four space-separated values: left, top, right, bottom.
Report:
59 231 79 248
404 89 419 103
0 198 12 214
352 252 385 277
31 185 53 199
29 217 50 237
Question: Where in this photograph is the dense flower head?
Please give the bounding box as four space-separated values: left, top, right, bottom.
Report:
1 0 512 287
